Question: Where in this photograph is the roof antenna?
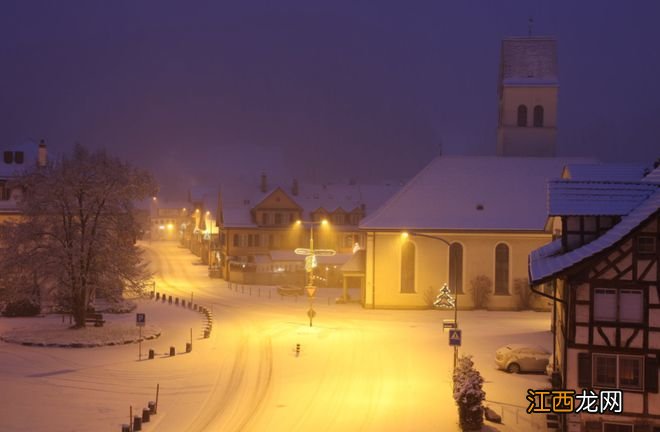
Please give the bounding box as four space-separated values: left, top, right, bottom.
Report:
528 17 534 37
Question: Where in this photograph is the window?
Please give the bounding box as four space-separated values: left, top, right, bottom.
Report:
262 213 270 225
516 105 527 127
254 234 260 247
14 151 24 164
400 241 415 293
637 236 656 255
593 354 643 390
232 234 239 247
289 213 295 223
3 151 13 164
494 244 509 295
274 213 282 225
248 235 253 247
449 243 463 294
0 181 9 201
533 105 544 127
594 287 643 323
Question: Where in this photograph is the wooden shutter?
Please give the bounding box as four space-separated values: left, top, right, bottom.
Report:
578 352 592 388
646 356 659 393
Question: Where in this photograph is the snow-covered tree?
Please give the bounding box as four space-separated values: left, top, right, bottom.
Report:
0 144 155 326
453 355 485 430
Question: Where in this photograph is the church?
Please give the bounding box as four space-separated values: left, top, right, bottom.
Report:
359 36 599 310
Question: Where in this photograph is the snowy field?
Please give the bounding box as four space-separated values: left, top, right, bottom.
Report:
0 241 553 431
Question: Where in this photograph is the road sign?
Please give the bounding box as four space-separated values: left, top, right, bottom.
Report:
295 248 313 256
307 308 316 319
136 313 146 327
304 254 318 271
306 286 317 297
448 329 462 346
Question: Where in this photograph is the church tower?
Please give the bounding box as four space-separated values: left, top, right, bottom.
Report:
496 36 558 157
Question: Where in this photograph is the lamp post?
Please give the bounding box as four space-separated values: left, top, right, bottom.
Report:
402 231 459 372
294 219 335 326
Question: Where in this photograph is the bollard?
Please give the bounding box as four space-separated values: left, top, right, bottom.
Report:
148 349 155 360
194 304 198 311
204 329 210 338
188 302 192 309
175 298 179 305
169 346 175 356
121 424 130 432
133 415 142 431
156 292 160 300
181 300 186 308
162 295 166 303
142 408 151 423
148 401 156 415
186 342 192 353
168 295 172 304
296 343 300 357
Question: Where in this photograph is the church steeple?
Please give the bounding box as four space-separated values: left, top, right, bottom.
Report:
496 36 558 157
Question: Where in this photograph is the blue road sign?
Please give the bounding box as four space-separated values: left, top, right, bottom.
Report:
448 329 462 347
136 313 146 327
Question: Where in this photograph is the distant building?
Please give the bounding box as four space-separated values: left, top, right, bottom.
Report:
214 174 399 286
529 166 660 432
497 36 558 157
0 140 47 224
149 198 188 241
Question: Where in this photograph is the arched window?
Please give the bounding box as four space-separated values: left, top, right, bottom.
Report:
449 243 463 294
495 243 510 295
533 105 544 127
400 241 415 293
517 105 528 127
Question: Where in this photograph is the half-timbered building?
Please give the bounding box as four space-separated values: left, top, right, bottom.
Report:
529 169 660 432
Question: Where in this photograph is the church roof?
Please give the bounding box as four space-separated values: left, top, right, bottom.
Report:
500 37 558 86
359 156 591 231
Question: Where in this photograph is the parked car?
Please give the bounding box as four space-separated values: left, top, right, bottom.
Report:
495 344 551 374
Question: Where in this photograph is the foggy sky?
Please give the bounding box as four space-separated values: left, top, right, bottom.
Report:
1 1 659 199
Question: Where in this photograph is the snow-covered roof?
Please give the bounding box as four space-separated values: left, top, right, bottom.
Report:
530 189 660 284
340 249 366 273
269 250 352 266
548 180 657 216
561 163 648 182
500 37 558 86
219 181 400 228
360 156 591 231
0 141 40 178
642 166 660 184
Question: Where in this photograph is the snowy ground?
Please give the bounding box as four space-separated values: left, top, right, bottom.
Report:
0 241 553 431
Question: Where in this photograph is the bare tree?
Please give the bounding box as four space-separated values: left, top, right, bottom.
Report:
0 144 156 326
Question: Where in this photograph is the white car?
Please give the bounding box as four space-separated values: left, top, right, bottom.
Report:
495 344 551 374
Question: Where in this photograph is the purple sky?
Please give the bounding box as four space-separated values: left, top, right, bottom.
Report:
1 1 659 198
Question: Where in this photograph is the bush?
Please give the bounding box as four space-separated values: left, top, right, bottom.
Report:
513 277 537 310
469 276 492 309
3 299 40 317
453 355 485 430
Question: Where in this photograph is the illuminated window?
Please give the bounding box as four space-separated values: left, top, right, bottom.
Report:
593 354 643 390
400 241 415 293
449 243 463 294
517 105 527 127
533 105 544 127
494 243 509 295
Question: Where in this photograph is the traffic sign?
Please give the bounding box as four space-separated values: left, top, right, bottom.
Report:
306 286 317 297
136 313 146 327
307 308 316 319
448 329 462 346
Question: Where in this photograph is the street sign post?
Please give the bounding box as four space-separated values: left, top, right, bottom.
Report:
448 329 462 347
136 313 146 360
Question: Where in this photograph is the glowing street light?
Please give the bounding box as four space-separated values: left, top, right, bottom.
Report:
401 231 459 371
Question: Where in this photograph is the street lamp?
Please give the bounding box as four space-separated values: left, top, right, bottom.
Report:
401 231 459 372
294 219 335 326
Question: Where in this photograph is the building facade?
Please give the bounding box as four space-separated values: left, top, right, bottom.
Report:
529 170 660 431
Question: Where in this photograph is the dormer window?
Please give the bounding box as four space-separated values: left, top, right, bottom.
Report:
14 151 24 164
4 151 13 164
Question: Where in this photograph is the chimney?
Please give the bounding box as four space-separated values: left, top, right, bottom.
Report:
292 178 299 196
260 172 267 193
38 139 47 167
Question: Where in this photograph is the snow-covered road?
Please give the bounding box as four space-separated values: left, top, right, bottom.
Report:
0 241 553 431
